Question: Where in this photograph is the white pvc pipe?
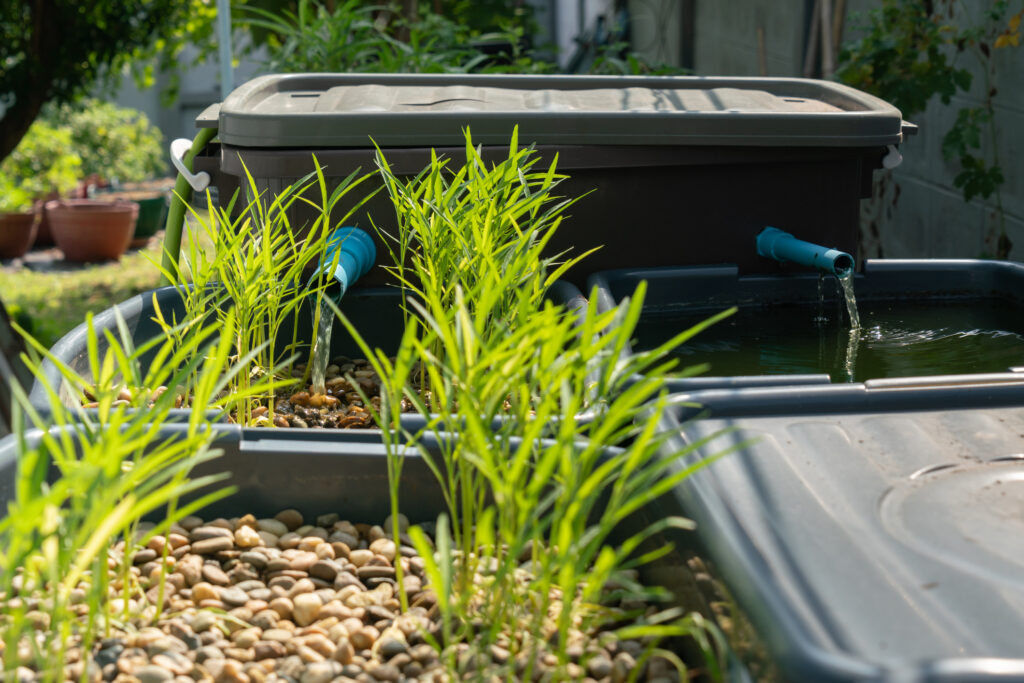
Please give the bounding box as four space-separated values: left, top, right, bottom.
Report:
217 0 234 100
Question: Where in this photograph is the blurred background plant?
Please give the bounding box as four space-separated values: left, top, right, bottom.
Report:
42 99 166 185
836 0 1023 257
0 122 82 206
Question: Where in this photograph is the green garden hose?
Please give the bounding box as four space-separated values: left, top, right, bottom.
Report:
160 127 218 286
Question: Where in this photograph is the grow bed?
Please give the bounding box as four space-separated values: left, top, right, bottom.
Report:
0 425 754 681
590 259 1024 390
30 282 594 434
659 381 1024 681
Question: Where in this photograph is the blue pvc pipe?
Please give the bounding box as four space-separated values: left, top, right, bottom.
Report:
318 227 376 299
756 227 854 276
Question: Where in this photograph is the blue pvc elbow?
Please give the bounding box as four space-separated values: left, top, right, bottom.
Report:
756 227 854 276
319 227 376 299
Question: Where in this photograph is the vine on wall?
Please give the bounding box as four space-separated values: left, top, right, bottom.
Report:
837 0 1022 258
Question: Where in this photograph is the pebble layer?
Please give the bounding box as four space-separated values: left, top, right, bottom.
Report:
18 510 687 682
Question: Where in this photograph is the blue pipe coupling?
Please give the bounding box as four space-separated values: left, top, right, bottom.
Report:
756 227 854 276
319 227 376 297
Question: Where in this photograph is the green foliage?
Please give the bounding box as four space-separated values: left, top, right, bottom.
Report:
0 307 281 675
154 160 376 424
0 175 34 214
836 2 970 118
43 99 166 184
335 127 732 678
240 0 513 74
836 0 1023 256
0 121 81 204
372 128 588 384
0 0 210 163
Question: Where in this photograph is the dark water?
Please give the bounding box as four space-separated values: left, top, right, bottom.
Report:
635 299 1024 383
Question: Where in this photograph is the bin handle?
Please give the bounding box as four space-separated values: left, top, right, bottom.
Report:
882 144 903 170
170 138 211 192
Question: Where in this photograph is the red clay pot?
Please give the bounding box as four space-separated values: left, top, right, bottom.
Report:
0 210 40 259
32 191 61 246
45 199 138 262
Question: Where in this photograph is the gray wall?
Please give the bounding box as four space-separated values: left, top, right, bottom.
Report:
688 0 1024 261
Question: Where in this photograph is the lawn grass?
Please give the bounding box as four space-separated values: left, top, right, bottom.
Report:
0 213 211 349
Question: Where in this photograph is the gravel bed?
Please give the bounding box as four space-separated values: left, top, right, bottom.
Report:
9 510 693 682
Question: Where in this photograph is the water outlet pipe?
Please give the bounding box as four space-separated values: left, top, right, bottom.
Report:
756 226 854 276
316 227 376 301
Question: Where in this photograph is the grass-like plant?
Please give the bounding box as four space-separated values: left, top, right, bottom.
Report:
0 309 279 678
327 126 737 679
373 128 593 402
337 278 732 679
154 159 375 423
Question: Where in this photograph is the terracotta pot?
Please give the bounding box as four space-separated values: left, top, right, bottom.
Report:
45 199 138 262
32 191 61 246
0 210 40 259
99 190 169 247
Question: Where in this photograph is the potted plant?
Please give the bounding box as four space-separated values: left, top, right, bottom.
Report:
0 176 39 260
44 198 138 262
0 121 81 247
44 99 167 245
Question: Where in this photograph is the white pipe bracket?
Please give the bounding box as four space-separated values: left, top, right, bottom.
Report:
170 138 211 193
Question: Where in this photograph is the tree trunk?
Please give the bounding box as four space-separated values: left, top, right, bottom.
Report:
0 0 57 163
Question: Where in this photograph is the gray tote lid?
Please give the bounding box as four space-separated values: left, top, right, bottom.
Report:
663 384 1024 681
202 73 907 148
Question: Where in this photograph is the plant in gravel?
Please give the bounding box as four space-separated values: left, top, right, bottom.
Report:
373 127 592 403
338 279 731 680
154 160 375 424
0 310 278 678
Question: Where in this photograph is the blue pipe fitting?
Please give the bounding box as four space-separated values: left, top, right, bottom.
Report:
318 227 376 299
756 227 854 276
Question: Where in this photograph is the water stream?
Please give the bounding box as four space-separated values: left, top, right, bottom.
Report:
310 297 334 395
838 269 861 329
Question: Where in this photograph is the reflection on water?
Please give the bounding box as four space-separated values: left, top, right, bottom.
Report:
636 300 1024 383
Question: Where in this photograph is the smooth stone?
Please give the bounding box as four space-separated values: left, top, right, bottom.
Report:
368 539 396 562
611 651 636 683
369 664 400 682
348 550 373 568
309 560 339 582
356 566 395 580
220 587 249 607
191 526 234 541
253 640 287 660
192 537 233 555
293 593 322 626
177 554 204 586
239 552 269 569
192 582 219 603
150 652 193 675
235 526 263 548
190 611 218 633
286 578 316 598
269 597 294 620
289 552 319 572
300 661 341 683
133 665 174 683
257 519 289 537
202 564 231 586
349 626 378 651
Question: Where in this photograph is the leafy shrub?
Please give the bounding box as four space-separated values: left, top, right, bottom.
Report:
0 121 81 210
44 99 165 184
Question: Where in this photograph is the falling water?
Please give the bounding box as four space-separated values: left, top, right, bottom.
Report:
837 269 861 382
310 297 334 396
838 269 861 329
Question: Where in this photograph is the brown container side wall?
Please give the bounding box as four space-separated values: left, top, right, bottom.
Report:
214 144 882 288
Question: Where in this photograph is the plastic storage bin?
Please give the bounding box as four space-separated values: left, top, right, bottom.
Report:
657 381 1024 681
589 259 1024 390
193 73 910 287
